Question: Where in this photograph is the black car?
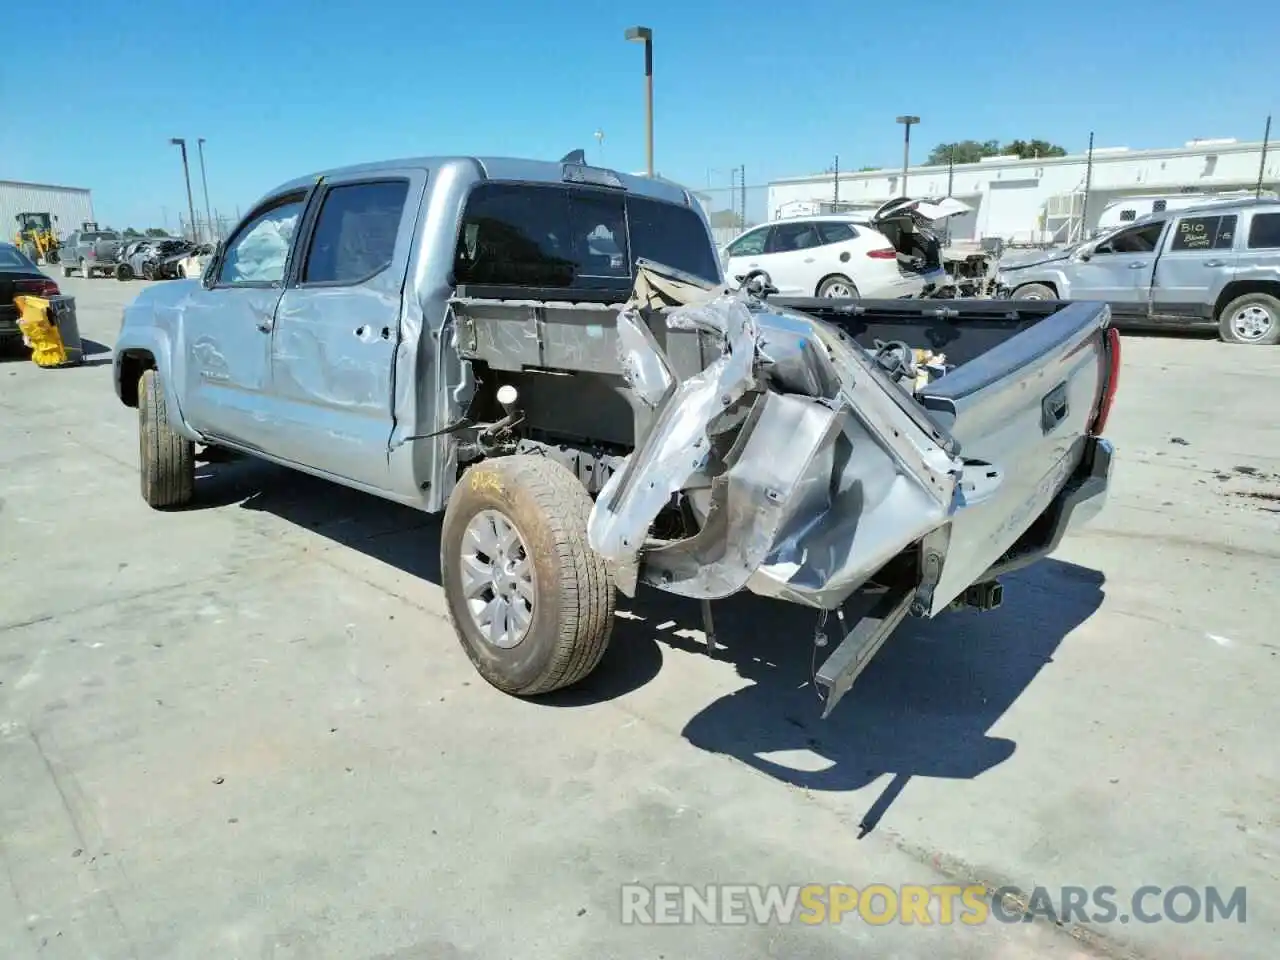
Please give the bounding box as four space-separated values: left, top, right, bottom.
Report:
1 242 61 353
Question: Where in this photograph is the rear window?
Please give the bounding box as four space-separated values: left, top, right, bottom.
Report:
453 183 718 290
81 232 119 242
1247 212 1280 249
0 245 36 269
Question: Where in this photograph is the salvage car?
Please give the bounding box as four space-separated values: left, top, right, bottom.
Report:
112 155 1119 717
998 196 1280 344
721 198 971 299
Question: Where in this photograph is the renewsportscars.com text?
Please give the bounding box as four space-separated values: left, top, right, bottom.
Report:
620 883 1247 926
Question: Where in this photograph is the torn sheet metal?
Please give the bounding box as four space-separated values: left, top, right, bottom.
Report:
587 263 964 610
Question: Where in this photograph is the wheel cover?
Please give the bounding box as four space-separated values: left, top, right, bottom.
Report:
1231 304 1275 341
460 509 536 649
822 280 853 298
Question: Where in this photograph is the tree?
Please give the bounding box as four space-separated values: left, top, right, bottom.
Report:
926 138 1067 165
124 227 142 237
145 227 169 238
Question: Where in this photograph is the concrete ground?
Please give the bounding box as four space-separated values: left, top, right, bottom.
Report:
2 275 1277 960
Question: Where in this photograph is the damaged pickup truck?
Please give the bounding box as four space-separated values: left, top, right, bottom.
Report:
113 154 1120 716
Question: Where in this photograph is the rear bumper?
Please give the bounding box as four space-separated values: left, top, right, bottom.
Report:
981 435 1114 580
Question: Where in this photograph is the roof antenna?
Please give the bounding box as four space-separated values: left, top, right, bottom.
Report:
560 149 587 164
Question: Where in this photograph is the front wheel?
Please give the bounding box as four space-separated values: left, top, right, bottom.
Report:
138 368 195 509
817 274 859 298
46 249 60 265
1218 292 1280 345
441 456 615 696
116 263 134 281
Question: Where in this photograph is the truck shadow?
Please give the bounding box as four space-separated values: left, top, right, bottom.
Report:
211 456 1104 832
669 559 1104 832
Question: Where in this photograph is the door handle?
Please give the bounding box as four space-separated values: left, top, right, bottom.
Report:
1203 260 1225 268
1128 262 1146 269
1041 382 1069 434
804 257 815 263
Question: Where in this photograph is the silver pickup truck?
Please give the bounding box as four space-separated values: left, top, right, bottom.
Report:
112 154 1120 716
60 228 123 279
999 196 1280 345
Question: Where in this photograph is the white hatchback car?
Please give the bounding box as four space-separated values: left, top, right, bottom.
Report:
721 197 971 299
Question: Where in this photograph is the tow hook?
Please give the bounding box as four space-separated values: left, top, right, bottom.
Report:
951 580 1003 612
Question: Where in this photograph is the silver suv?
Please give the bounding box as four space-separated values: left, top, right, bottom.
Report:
997 197 1280 344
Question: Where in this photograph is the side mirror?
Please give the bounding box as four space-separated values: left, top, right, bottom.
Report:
1076 247 1092 262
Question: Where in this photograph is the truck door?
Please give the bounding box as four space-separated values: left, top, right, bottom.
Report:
1071 219 1166 321
1151 212 1238 322
266 169 425 489
179 190 310 448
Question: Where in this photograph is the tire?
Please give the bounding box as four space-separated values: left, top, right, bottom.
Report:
138 369 195 509
142 262 155 281
47 249 60 265
116 263 134 281
1217 292 1280 345
1012 283 1057 301
62 264 73 278
441 455 615 696
817 274 859 298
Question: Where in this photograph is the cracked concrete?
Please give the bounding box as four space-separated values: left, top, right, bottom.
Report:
2 276 1277 959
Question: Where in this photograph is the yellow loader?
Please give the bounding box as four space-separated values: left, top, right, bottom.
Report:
13 212 61 265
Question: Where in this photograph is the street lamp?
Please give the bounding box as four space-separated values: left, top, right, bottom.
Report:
624 26 654 177
170 138 198 242
895 115 920 197
197 138 214 242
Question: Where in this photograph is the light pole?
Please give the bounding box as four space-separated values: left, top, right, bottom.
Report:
625 26 654 177
170 138 198 242
895 115 920 197
197 138 214 241
594 128 605 166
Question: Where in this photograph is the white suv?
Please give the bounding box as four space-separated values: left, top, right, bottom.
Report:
722 198 970 299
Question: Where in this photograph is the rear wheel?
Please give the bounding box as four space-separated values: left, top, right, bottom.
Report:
817 274 859 298
441 456 615 696
1012 283 1057 301
138 368 195 509
1218 292 1280 345
116 263 134 281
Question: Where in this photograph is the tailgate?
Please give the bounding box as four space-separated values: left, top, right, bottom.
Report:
913 300 1112 614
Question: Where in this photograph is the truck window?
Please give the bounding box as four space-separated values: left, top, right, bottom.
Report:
453 184 720 288
1247 212 1280 249
625 196 721 284
218 196 306 285
1170 215 1236 251
301 180 409 285
453 183 576 288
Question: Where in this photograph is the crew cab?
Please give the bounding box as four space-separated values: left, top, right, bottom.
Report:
999 196 1280 345
113 154 1119 716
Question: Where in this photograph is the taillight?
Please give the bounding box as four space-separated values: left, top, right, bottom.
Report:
1092 326 1121 436
15 279 60 297
866 247 897 259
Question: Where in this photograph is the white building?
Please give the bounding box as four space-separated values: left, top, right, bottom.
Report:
0 179 95 242
767 138 1280 245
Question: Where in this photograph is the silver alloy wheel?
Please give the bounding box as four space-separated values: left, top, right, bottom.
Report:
460 509 536 649
1020 292 1044 300
822 280 854 298
1231 304 1276 342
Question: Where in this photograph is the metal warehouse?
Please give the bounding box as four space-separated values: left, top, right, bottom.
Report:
1 179 95 244
767 138 1279 246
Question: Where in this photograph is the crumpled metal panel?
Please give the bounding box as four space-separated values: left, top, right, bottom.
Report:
588 263 964 609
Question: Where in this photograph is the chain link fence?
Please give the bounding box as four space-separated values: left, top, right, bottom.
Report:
692 184 770 252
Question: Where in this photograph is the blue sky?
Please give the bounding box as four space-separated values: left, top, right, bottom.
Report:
2 0 1274 231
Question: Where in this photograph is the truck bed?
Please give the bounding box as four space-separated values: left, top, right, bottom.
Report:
447 267 1116 621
